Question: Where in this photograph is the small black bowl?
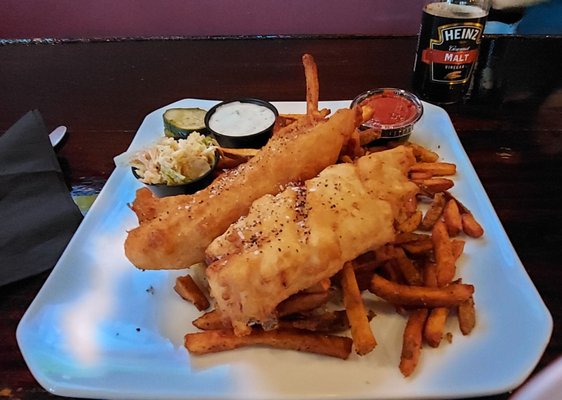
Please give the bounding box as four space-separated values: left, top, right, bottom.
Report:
204 98 278 149
132 151 219 197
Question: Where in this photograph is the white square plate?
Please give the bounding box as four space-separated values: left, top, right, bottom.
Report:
17 99 552 399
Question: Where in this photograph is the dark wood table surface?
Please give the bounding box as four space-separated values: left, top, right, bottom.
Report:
1 35 561 400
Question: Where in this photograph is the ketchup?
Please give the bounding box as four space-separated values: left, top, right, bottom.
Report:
359 89 419 129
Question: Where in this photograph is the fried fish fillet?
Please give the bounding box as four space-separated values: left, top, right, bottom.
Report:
124 108 360 270
205 146 419 335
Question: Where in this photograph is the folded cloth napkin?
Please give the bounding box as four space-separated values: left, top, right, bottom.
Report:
0 110 83 286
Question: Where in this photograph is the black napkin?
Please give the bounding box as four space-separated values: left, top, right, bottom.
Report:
0 110 83 286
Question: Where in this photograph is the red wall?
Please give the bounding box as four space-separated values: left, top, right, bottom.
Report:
1 0 424 39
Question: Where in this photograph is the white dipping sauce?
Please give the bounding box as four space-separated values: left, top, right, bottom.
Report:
209 101 276 137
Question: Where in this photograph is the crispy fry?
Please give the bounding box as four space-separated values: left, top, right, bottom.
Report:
218 146 259 160
279 113 306 120
374 244 396 264
394 247 423 286
400 238 434 255
442 192 485 238
416 178 455 194
462 212 485 238
423 261 438 288
458 296 476 335
380 260 403 284
432 220 456 287
451 239 465 261
174 274 210 311
194 307 352 333
352 251 377 270
420 192 446 230
193 309 227 330
395 232 430 244
352 252 379 291
280 310 350 332
424 307 449 348
341 262 377 355
369 274 474 307
399 308 429 377
410 162 457 176
184 328 353 359
398 210 423 233
302 54 320 119
276 291 332 317
407 142 440 162
410 171 433 180
443 198 462 237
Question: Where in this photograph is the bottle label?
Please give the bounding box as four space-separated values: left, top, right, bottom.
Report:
422 22 483 84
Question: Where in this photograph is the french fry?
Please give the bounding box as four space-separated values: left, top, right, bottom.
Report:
400 238 434 256
195 308 352 334
394 247 424 286
369 274 474 307
216 156 247 170
410 171 433 180
280 310 350 332
193 309 227 330
380 260 403 284
395 232 430 244
416 178 455 194
458 295 476 335
398 210 423 233
420 192 446 230
462 212 485 238
174 274 210 311
443 198 462 237
279 113 306 120
407 142 439 162
341 262 377 355
184 328 353 359
423 261 438 289
410 162 457 176
302 53 320 119
399 308 429 377
443 192 485 238
276 291 332 317
451 239 465 261
218 146 259 160
424 307 449 348
374 244 397 264
432 220 456 287
422 255 449 348
352 252 379 292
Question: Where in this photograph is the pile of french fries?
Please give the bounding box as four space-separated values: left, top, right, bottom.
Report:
173 54 484 377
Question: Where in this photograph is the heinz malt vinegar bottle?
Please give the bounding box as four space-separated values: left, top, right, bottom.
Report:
412 0 492 104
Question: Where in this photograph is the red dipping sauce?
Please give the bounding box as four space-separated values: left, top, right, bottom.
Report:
351 88 424 140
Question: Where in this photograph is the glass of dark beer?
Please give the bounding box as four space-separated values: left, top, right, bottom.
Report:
412 0 492 104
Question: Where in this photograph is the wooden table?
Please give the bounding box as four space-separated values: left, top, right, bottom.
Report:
1 36 561 399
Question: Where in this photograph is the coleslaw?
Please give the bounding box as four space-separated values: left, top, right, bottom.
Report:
130 133 217 185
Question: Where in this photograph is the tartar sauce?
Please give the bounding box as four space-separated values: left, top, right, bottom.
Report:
209 101 276 137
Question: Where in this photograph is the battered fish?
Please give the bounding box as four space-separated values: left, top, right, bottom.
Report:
124 108 360 270
205 146 419 335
